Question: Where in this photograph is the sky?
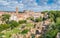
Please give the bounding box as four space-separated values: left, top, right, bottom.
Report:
0 0 60 12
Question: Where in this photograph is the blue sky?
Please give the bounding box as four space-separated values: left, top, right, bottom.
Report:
0 0 59 12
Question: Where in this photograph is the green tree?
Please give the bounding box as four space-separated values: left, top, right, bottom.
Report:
19 20 27 24
48 11 60 22
29 17 34 21
0 24 10 32
41 10 60 38
43 26 58 38
0 33 4 38
56 17 60 25
41 11 48 14
9 20 19 29
21 29 29 34
35 17 43 22
55 11 60 17
48 11 56 22
1 14 10 23
56 17 60 32
42 21 58 38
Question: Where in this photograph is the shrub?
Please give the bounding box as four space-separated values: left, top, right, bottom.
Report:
21 29 29 34
19 20 27 24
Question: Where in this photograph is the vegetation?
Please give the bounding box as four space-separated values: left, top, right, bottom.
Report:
31 34 35 38
0 24 10 32
8 20 19 29
1 14 11 23
29 17 43 22
56 17 60 32
0 21 19 32
21 29 29 34
19 20 27 24
42 10 60 38
48 11 60 22
35 17 43 22
29 17 34 21
0 11 60 38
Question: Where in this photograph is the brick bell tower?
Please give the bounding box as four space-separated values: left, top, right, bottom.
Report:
16 6 18 15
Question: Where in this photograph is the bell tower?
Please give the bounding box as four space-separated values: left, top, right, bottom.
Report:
16 6 18 15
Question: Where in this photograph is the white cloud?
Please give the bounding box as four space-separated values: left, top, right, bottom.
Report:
0 0 59 12
0 0 9 5
57 0 60 5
